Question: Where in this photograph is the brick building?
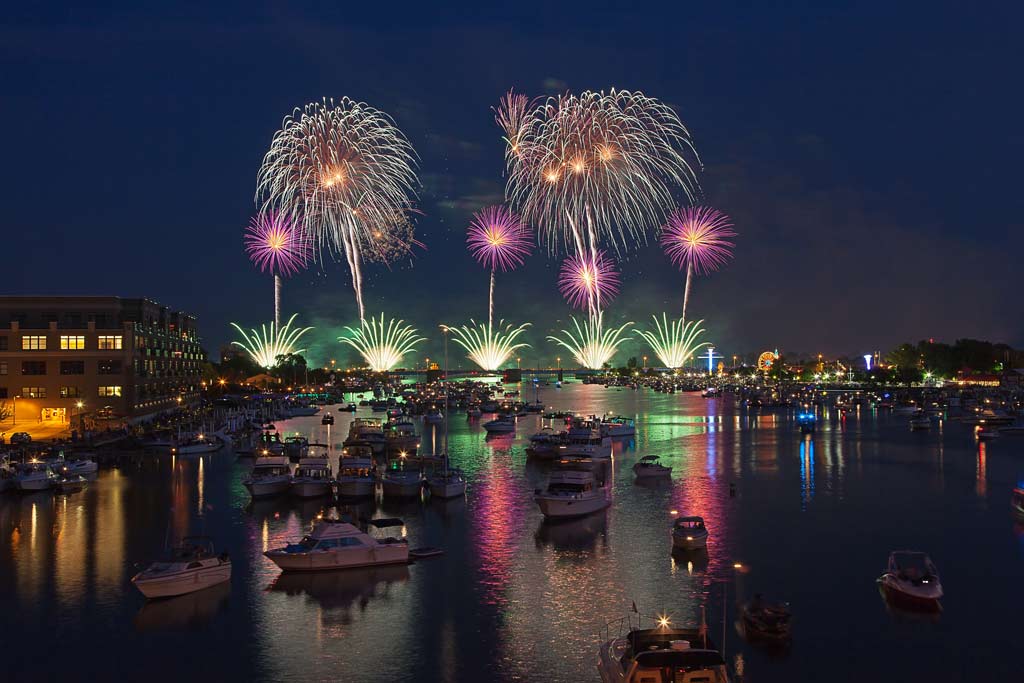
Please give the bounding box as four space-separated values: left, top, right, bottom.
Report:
0 296 204 426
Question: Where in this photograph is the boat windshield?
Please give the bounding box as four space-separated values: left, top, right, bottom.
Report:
892 553 935 579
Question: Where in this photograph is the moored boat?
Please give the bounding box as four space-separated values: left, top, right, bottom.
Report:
290 456 333 498
597 613 728 683
671 516 709 551
132 537 231 599
633 455 671 479
242 455 293 498
877 550 943 609
264 518 409 572
483 414 516 433
534 463 609 519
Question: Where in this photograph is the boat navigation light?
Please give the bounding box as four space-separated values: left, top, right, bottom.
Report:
657 614 671 628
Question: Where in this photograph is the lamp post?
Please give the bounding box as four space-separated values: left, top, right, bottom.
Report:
643 355 648 370
12 395 17 426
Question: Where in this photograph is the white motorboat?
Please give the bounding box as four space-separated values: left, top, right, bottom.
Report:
380 462 424 498
264 518 409 572
601 415 636 438
534 464 609 519
337 445 376 498
633 455 671 479
564 422 612 460
174 434 223 455
290 456 333 498
242 456 293 498
62 457 98 478
597 615 728 683
428 456 466 499
483 415 516 433
55 475 88 493
526 427 566 459
15 461 58 492
344 418 387 455
132 537 231 599
671 516 709 551
878 550 943 608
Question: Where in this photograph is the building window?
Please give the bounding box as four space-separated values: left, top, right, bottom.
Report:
98 359 122 375
21 335 46 350
60 386 81 398
60 335 86 350
21 361 46 376
0 362 6 376
0 337 7 351
98 335 123 350
60 361 85 375
98 385 122 397
22 387 46 398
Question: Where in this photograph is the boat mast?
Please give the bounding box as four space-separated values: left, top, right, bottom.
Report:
442 325 449 473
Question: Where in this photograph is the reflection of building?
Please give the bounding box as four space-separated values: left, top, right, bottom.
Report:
0 296 204 424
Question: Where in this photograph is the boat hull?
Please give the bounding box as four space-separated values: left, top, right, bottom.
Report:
291 481 332 498
132 563 231 599
381 479 423 498
265 545 408 572
879 575 943 608
337 478 376 498
672 530 709 550
535 494 609 519
17 477 54 492
429 479 466 499
244 477 292 498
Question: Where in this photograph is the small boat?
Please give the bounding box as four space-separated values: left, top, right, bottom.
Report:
483 415 516 433
321 413 335 425
290 456 333 498
671 516 709 551
739 594 792 642
597 613 728 683
380 462 424 498
14 461 58 492
132 537 231 599
423 409 444 424
797 411 816 433
909 413 931 431
427 461 467 499
1013 487 1024 516
287 404 320 417
526 427 566 459
174 435 223 455
534 463 610 519
264 518 408 572
339 403 357 413
878 550 943 609
242 456 293 498
283 436 309 462
55 475 88 493
58 458 98 479
632 455 671 479
600 415 636 438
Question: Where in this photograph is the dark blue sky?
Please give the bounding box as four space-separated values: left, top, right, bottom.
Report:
3 1 1021 367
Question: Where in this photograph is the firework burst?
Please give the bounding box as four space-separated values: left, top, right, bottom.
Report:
257 98 419 319
244 210 310 326
448 320 531 372
338 313 424 372
503 89 700 256
636 314 710 369
660 206 735 322
547 313 632 370
558 250 621 313
494 89 533 159
230 314 314 368
467 205 532 327
361 208 424 266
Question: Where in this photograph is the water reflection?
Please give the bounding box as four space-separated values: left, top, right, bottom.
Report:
134 581 231 631
269 565 410 618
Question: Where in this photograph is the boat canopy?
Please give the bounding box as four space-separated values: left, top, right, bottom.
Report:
639 455 661 462
674 516 706 528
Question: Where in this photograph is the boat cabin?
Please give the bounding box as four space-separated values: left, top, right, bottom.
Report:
624 628 726 683
673 517 706 532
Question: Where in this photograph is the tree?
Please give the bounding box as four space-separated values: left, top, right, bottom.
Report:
0 401 11 422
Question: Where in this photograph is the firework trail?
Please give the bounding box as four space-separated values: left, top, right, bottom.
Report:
338 313 424 372
557 250 621 316
467 205 532 327
230 314 314 368
448 319 531 372
257 98 419 320
244 210 310 326
636 314 709 369
661 206 735 322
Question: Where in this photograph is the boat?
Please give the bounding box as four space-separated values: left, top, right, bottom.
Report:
526 427 566 459
909 413 931 431
976 426 1001 441
564 421 612 460
344 418 387 455
877 550 943 609
601 415 636 438
340 403 357 413
174 434 223 455
423 408 444 424
671 516 709 551
321 413 335 425
283 436 309 462
534 463 610 519
796 411 816 433
632 455 672 479
131 537 231 599
483 415 516 433
242 455 293 498
380 459 424 498
428 465 467 499
597 614 728 683
385 418 419 452
1012 487 1024 516
14 461 58 492
739 594 792 642
264 518 409 572
290 456 333 498
337 445 377 498
287 404 320 417
57 457 98 479
55 475 88 493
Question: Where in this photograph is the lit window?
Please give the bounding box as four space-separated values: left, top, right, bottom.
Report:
98 385 122 397
0 362 6 376
21 336 46 350
60 386 81 398
60 335 86 350
98 335 123 350
22 387 46 398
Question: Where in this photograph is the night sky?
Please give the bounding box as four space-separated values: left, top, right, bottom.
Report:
3 2 1021 367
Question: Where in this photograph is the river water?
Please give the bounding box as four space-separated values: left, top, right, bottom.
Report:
1 382 1021 681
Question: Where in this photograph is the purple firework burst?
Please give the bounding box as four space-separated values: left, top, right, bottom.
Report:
467 205 532 272
244 210 309 278
558 250 621 309
661 206 736 275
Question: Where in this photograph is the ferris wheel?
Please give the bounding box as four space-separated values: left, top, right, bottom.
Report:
757 350 779 372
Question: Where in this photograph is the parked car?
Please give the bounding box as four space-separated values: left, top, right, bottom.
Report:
10 432 32 445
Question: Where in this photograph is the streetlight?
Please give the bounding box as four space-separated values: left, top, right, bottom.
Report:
643 355 648 370
517 357 521 370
